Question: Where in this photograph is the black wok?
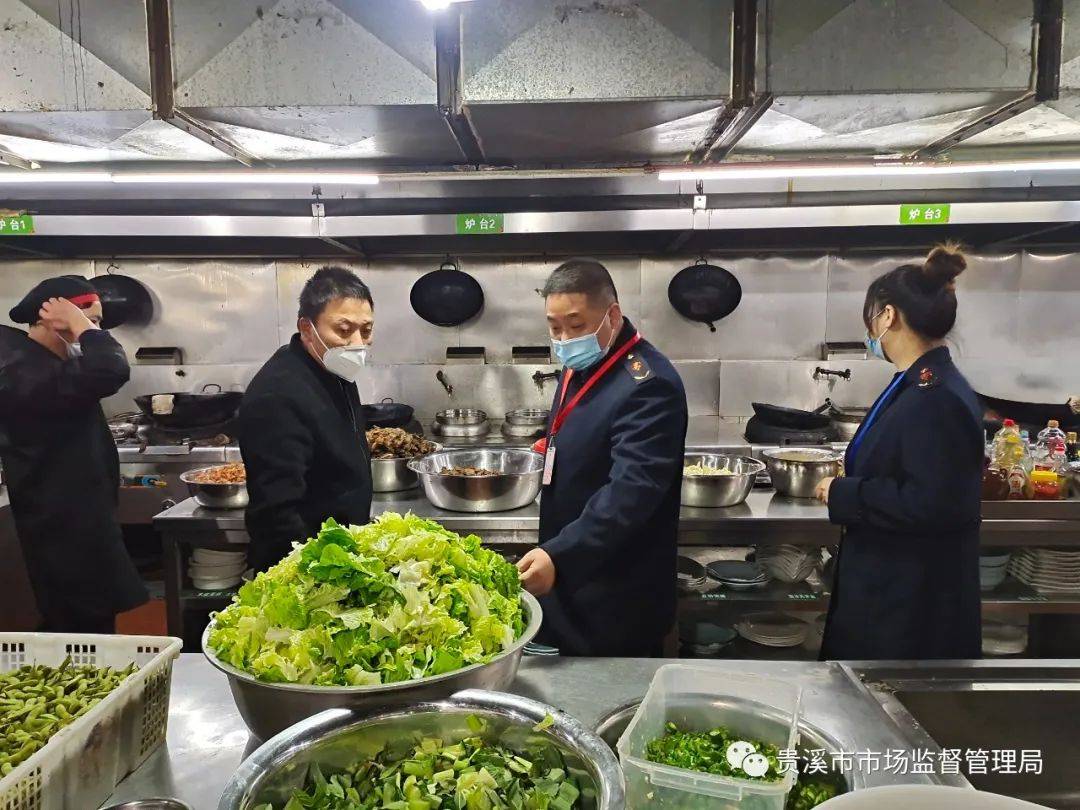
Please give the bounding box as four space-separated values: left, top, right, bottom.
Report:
135 383 242 429
751 401 831 430
362 398 415 429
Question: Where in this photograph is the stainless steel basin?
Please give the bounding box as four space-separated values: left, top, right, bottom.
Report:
852 663 1080 809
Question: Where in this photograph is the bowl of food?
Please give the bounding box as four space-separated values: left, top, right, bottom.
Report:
218 690 624 810
180 462 248 509
409 448 544 512
681 453 764 508
202 513 543 739
761 448 843 499
366 426 438 492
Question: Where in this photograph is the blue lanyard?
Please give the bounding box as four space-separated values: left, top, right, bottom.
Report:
847 373 906 467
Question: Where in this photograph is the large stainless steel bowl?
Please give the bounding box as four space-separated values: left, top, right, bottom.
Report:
409 448 543 512
762 447 844 498
180 467 248 509
202 591 542 740
218 689 624 810
681 453 764 508
435 408 487 426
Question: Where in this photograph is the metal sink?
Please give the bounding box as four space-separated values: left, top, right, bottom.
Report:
849 662 1080 809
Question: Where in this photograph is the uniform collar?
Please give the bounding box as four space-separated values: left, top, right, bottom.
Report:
903 345 951 384
577 318 637 378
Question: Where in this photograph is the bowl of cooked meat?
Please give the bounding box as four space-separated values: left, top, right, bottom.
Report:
180 462 248 509
409 449 544 512
366 427 439 492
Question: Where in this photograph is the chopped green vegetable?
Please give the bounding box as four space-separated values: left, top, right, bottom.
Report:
645 721 783 782
262 732 583 809
533 714 555 732
208 513 525 686
0 656 137 776
786 776 841 810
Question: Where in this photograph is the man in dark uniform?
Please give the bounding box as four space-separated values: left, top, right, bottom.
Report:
238 266 374 572
0 276 147 632
517 259 688 656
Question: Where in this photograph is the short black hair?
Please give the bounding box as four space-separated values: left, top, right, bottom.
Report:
297 266 373 322
541 258 618 305
864 243 967 340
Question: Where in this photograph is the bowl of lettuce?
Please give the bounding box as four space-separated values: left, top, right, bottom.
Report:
202 512 542 739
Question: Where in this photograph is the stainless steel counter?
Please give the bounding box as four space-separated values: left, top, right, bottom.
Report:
106 654 974 809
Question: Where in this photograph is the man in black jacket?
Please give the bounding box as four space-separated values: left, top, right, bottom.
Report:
0 275 147 632
238 266 374 571
517 259 688 656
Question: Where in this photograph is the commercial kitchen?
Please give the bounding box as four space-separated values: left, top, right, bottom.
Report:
4 2 1080 809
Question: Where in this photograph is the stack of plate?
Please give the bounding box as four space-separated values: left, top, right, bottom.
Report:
1008 549 1080 593
735 612 809 648
679 621 737 657
980 551 1011 591
755 545 821 584
188 548 248 590
706 560 768 590
982 621 1028 656
677 555 708 593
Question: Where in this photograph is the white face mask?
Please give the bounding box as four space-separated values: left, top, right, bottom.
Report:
60 336 82 359
306 320 368 383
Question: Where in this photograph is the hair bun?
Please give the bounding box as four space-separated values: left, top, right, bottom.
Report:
923 242 966 289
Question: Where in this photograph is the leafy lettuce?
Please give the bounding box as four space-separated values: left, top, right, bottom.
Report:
208 513 525 686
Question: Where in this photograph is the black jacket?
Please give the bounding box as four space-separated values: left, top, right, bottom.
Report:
821 346 983 661
0 325 146 623
537 320 688 656
238 334 372 571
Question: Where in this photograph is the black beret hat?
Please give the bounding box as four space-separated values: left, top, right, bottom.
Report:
9 275 98 324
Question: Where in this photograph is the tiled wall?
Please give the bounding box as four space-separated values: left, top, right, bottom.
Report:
2 251 1078 420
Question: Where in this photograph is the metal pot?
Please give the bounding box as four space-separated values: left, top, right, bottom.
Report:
362 398 414 429
202 592 542 741
218 686 623 810
762 447 844 498
681 453 764 508
504 408 549 427
435 408 487 426
180 468 249 509
135 383 242 429
828 402 868 443
370 443 440 493
409 449 543 512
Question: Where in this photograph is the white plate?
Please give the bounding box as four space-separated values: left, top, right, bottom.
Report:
192 548 246 561
816 785 1052 809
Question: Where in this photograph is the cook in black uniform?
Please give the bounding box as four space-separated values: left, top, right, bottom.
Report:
239 266 374 572
816 244 983 660
516 259 688 656
0 276 147 632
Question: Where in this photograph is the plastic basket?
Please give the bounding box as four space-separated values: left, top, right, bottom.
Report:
617 664 802 810
0 633 182 810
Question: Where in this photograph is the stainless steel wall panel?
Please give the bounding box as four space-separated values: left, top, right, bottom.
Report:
825 254 918 344
98 260 280 365
956 357 1077 405
718 359 895 417
1018 252 1080 359
951 253 1022 361
673 361 720 417
641 255 828 361
394 364 560 421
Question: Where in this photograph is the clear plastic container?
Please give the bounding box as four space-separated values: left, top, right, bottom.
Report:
991 420 1027 470
1034 420 1068 472
617 665 801 809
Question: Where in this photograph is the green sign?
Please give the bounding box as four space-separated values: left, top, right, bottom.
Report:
899 204 951 225
456 213 504 235
0 214 34 235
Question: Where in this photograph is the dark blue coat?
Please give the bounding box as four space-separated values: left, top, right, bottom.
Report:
821 346 983 661
537 320 688 656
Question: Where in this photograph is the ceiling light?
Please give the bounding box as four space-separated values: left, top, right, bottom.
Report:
657 158 1080 182
419 0 453 9
0 170 111 183
112 171 379 185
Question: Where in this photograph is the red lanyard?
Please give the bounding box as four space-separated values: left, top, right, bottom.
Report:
533 333 642 453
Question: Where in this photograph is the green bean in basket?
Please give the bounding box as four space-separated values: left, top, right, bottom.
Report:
0 656 138 776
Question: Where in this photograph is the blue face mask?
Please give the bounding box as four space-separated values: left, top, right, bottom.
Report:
864 308 890 361
552 309 614 371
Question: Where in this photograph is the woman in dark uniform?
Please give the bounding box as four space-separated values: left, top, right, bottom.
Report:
816 244 984 661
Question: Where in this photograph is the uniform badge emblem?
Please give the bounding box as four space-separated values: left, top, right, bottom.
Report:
625 352 652 382
918 367 937 388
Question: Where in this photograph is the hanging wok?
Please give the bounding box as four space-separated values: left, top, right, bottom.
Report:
977 392 1080 434
667 259 742 332
410 260 484 327
134 383 242 429
90 273 154 330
